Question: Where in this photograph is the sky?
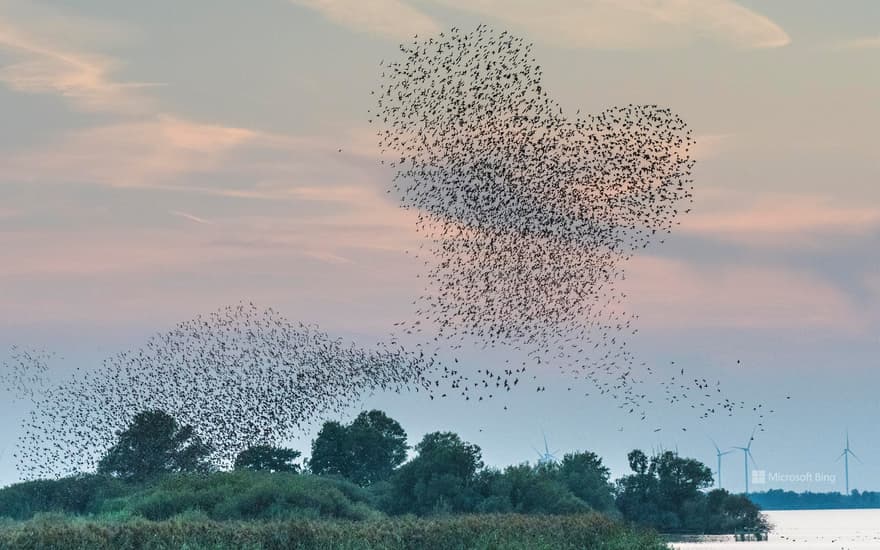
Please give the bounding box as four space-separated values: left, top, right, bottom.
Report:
0 0 879 493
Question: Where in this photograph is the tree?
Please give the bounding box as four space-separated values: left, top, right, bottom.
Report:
385 431 483 515
97 410 212 481
652 450 713 511
628 449 649 475
234 445 301 473
557 451 617 514
704 489 770 533
616 449 761 534
477 463 589 515
310 410 407 486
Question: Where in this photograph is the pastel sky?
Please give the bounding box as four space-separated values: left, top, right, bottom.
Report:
1 0 879 491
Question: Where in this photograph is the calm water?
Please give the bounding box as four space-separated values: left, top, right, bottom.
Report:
671 509 880 550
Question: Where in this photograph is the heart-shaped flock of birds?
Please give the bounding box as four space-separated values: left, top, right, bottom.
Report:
3 26 775 479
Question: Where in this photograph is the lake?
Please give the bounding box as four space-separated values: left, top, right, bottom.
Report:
670 509 880 549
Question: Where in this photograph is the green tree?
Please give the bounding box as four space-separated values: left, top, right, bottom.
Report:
705 489 770 533
616 449 747 534
310 410 407 486
234 445 301 473
484 463 589 515
385 431 483 515
97 410 212 481
653 450 713 512
308 421 348 477
557 451 617 514
628 449 649 475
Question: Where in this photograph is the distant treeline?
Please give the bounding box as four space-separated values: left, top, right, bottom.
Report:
0 409 768 537
749 489 880 510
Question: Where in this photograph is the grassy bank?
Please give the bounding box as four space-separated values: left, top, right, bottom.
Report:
0 514 668 550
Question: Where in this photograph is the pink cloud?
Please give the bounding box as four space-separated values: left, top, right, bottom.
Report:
833 36 880 51
0 220 421 331
0 180 417 281
289 0 439 40
0 116 261 187
692 134 734 160
430 0 789 49
0 228 234 278
0 115 392 196
680 194 880 245
621 256 867 332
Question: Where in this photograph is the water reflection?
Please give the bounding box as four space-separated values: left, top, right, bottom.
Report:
671 509 880 549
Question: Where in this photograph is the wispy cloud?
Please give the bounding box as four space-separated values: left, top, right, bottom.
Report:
170 210 214 225
832 35 880 51
624 256 867 332
289 0 439 39
0 190 416 278
301 250 353 264
680 194 880 245
0 13 156 114
430 0 789 49
0 3 274 186
0 116 259 187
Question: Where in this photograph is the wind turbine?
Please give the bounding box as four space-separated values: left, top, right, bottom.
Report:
836 430 862 496
532 432 559 465
733 428 758 494
710 437 736 489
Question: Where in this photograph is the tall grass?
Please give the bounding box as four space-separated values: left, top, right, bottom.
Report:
0 472 669 548
0 513 668 550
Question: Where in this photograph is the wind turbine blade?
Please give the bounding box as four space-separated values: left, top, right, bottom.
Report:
721 450 736 456
532 446 543 459
747 427 757 450
747 450 758 469
709 436 721 454
849 449 863 464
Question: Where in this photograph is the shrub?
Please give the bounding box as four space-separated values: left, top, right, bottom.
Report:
0 475 130 520
118 472 379 522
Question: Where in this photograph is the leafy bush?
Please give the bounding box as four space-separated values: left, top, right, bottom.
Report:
116 471 380 521
475 464 590 515
0 472 379 523
0 475 129 520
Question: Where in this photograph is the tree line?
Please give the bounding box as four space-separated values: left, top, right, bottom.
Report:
5 409 767 534
749 489 880 510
